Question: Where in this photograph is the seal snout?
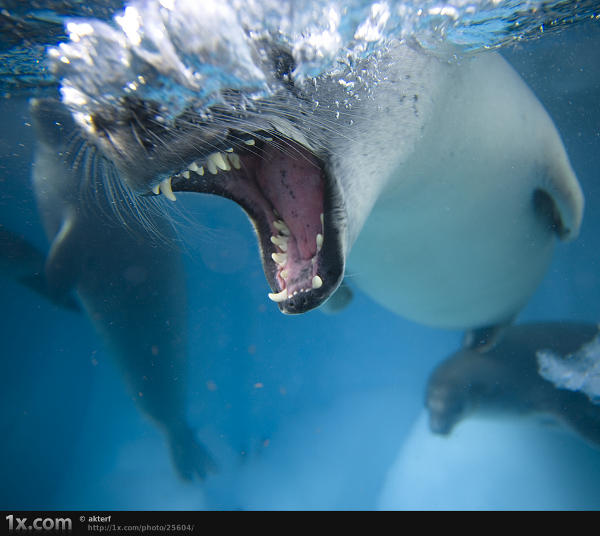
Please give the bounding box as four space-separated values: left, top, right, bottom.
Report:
426 387 466 436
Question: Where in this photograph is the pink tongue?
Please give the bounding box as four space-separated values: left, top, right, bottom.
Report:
256 144 324 260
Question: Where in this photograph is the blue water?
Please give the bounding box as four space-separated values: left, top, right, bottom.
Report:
1 1 600 510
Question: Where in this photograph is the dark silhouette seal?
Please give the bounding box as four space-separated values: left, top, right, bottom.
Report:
426 323 600 448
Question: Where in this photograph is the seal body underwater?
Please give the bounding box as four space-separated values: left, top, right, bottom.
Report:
426 322 600 449
345 52 584 330
62 42 584 333
30 98 215 480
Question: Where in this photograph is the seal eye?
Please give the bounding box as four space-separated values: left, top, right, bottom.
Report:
92 96 167 153
271 47 296 86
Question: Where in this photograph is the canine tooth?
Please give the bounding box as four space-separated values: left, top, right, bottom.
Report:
159 177 176 202
189 161 199 172
320 213 324 227
244 138 255 145
273 220 290 236
316 233 323 251
312 275 323 289
152 184 160 195
212 152 231 171
198 166 204 176
280 270 289 280
207 158 218 175
268 288 288 303
271 252 287 265
271 235 288 251
225 147 233 152
228 153 241 169
182 170 190 179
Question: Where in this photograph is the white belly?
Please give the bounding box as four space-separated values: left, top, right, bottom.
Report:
349 168 555 328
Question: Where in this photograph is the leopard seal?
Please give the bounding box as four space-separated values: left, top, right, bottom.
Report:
30 98 215 480
54 41 584 332
426 322 600 448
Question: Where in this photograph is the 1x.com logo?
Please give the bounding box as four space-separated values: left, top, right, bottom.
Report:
6 515 72 532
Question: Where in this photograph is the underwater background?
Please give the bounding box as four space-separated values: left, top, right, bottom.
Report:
1 1 600 510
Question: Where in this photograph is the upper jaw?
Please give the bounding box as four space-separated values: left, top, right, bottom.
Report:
89 96 277 193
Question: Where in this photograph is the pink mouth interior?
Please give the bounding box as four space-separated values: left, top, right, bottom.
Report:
210 139 325 298
256 145 324 260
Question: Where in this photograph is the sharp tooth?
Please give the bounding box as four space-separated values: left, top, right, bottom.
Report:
152 184 160 195
280 270 289 280
225 147 234 152
189 161 199 172
212 152 231 171
228 153 241 169
312 275 323 289
271 235 288 251
316 233 323 251
159 177 176 202
273 220 290 236
198 165 204 176
320 213 324 228
271 252 287 265
244 138 255 146
182 170 190 179
207 158 218 175
268 288 288 302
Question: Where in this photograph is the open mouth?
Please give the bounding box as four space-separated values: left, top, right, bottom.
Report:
151 131 345 314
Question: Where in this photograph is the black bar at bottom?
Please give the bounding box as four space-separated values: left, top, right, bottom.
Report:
2 511 236 534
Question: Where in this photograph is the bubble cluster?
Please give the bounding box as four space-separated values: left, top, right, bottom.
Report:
46 0 597 129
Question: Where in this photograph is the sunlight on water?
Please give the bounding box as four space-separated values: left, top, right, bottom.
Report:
45 0 600 127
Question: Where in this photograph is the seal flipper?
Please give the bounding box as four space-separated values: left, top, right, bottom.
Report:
463 157 584 353
463 319 514 353
463 156 584 353
165 424 218 481
535 158 584 241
